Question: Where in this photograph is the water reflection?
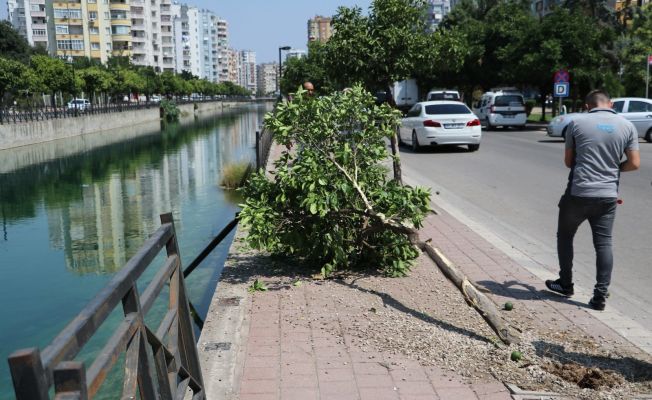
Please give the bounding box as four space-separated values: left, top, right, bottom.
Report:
0 107 264 275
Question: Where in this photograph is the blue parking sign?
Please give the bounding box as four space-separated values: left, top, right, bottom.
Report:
554 82 569 98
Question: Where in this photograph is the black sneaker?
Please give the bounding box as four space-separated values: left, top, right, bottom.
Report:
545 279 574 297
589 296 606 311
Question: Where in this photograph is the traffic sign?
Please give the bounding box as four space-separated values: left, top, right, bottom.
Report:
554 69 570 83
648 55 652 65
554 82 569 98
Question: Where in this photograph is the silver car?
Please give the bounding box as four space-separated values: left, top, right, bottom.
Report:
547 113 583 139
612 97 652 142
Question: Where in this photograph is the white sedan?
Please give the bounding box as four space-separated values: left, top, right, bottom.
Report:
399 101 482 152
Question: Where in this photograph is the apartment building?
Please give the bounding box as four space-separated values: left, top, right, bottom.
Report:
426 0 450 30
256 62 278 96
226 47 239 83
307 15 332 43
285 48 306 61
173 4 200 76
216 18 229 81
238 50 256 93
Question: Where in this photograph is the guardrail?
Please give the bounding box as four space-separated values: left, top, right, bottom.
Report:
0 96 260 125
255 128 274 170
8 213 205 400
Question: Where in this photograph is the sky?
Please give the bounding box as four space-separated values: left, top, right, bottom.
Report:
197 0 373 62
1 0 372 63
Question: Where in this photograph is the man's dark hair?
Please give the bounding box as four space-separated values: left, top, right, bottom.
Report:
585 90 610 107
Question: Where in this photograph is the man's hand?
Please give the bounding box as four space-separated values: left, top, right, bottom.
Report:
620 150 640 172
564 148 574 168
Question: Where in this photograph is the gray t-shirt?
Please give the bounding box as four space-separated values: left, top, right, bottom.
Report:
565 108 639 198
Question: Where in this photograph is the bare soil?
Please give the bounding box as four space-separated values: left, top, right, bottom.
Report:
226 238 652 400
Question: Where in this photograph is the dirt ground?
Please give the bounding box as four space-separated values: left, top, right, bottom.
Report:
226 239 652 400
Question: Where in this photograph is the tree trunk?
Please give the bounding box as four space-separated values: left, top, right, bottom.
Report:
540 88 546 122
386 84 403 185
420 242 520 345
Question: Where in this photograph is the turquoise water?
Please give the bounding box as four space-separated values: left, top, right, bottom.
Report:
0 104 270 398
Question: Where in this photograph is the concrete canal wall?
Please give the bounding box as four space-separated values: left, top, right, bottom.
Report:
0 100 260 151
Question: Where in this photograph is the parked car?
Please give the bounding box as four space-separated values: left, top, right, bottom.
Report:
472 88 527 129
66 98 91 111
426 90 461 101
547 113 583 139
399 101 482 152
612 97 652 142
149 95 161 103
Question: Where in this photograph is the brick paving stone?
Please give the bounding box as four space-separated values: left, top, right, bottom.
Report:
355 373 395 388
436 387 479 399
394 380 437 395
280 374 319 388
359 387 401 400
318 367 356 382
353 361 392 375
319 379 359 396
239 379 278 394
280 387 319 400
239 394 278 400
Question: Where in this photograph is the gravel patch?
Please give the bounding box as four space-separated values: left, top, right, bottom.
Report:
226 238 652 400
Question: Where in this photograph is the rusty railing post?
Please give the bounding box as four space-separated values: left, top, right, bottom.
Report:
8 348 49 400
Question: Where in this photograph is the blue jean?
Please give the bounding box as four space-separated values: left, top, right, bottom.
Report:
557 195 617 298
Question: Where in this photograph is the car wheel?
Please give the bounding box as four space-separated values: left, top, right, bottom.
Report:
485 119 493 131
646 128 652 143
468 144 480 152
411 131 420 152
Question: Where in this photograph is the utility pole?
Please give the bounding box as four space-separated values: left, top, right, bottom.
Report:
646 55 650 99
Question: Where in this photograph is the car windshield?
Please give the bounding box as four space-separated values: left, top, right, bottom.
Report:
424 104 471 115
428 93 459 101
495 95 524 106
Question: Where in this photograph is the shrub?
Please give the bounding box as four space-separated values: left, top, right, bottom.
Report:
525 99 536 116
220 161 252 189
239 86 430 277
160 98 180 122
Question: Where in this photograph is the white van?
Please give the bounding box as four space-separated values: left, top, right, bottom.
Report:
473 89 527 129
426 90 460 101
391 79 419 111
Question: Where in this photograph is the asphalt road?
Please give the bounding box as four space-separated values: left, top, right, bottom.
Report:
400 127 652 331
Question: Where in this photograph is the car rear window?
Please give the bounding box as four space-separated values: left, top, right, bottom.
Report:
428 93 460 101
495 95 524 106
424 104 471 115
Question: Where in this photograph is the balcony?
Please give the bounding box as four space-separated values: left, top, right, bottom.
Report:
112 49 132 56
112 33 132 41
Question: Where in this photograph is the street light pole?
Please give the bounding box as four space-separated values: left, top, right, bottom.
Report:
646 54 650 99
277 45 291 100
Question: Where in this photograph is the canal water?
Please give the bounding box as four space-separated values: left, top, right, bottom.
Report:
0 104 271 398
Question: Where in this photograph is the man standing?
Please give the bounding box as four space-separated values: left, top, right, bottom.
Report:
545 90 640 310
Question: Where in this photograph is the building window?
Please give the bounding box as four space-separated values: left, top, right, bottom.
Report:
91 42 100 50
32 28 46 36
57 39 84 50
89 26 99 34
55 25 69 34
111 25 130 34
54 9 82 19
104 12 109 19
30 4 39 11
110 10 127 19
88 11 97 19
87 0 96 3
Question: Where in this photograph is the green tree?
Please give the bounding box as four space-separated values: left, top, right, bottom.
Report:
621 6 652 96
30 55 76 103
77 66 115 103
0 57 28 104
0 21 33 64
240 86 430 277
280 41 332 95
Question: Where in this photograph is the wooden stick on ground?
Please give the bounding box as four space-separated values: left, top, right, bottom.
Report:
419 241 521 345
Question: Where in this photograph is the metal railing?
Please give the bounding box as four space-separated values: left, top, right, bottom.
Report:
255 128 274 170
8 213 205 400
0 96 257 125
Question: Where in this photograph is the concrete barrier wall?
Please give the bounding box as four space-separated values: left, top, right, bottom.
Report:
0 100 256 151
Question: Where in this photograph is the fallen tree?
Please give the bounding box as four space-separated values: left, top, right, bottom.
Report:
240 86 519 344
